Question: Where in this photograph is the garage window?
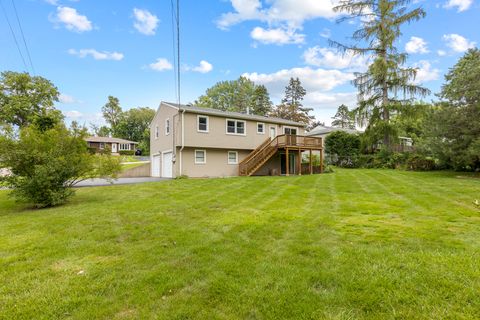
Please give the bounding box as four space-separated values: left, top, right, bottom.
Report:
194 150 206 164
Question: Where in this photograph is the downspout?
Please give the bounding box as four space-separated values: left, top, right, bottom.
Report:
179 109 186 175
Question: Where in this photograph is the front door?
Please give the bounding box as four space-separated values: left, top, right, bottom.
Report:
280 153 296 175
270 127 276 139
111 143 117 153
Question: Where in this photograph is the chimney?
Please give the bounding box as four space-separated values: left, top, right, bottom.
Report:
246 106 250 115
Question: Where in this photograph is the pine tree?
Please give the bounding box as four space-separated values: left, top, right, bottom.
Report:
331 0 430 148
272 77 314 124
331 104 355 129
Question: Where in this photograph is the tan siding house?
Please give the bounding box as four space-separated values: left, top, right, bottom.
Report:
150 102 323 178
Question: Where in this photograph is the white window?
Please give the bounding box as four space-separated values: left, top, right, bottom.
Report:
155 126 159 139
257 122 265 134
197 115 209 132
100 142 105 149
227 151 238 164
119 144 131 151
165 118 170 135
194 150 206 164
226 119 246 135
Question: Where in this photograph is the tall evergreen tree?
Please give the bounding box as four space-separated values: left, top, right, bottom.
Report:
332 0 430 148
271 77 314 124
331 104 355 129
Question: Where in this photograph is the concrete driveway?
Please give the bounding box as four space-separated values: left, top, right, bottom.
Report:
74 177 169 187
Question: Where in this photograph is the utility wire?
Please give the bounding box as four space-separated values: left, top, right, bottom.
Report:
170 0 178 104
176 0 180 106
11 0 35 74
0 0 28 71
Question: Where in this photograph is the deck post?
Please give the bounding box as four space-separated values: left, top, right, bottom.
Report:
286 148 289 176
298 149 302 175
320 148 324 173
309 149 313 175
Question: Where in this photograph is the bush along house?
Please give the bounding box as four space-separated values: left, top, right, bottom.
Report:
149 102 324 178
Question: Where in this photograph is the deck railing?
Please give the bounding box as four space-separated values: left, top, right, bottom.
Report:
239 135 323 176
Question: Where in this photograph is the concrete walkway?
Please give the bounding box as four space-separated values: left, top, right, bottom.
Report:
74 177 168 187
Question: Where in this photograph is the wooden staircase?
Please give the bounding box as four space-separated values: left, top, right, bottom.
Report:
239 137 279 176
239 134 324 176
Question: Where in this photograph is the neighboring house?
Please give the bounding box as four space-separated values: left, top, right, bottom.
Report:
150 102 324 178
306 125 361 142
85 136 138 154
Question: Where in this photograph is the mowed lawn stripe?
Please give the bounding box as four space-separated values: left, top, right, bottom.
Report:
0 169 479 319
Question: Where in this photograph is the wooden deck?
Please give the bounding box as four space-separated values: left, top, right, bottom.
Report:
239 134 324 176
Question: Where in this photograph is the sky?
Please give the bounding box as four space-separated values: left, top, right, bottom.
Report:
0 0 478 126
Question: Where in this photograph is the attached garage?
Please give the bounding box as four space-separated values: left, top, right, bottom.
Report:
162 152 173 178
151 154 161 177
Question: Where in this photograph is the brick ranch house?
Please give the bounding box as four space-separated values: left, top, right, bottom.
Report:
85 136 138 155
149 102 324 178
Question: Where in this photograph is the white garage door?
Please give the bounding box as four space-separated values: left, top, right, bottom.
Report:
162 152 173 178
152 155 161 177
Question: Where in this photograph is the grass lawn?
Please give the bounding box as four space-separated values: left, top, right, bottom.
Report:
121 162 146 171
1 169 479 319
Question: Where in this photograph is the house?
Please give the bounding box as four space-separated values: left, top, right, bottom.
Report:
306 125 361 142
150 101 324 178
85 136 138 154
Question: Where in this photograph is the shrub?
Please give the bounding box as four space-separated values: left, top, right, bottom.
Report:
325 131 361 168
406 154 436 171
0 124 122 208
119 150 135 156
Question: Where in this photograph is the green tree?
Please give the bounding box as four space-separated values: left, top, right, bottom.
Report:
0 71 60 127
423 49 480 170
115 107 155 154
332 0 430 149
90 124 111 137
101 96 123 134
331 104 355 129
271 77 314 124
196 76 272 115
0 123 121 208
325 131 361 167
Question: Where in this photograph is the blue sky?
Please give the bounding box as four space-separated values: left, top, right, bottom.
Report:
1 0 478 126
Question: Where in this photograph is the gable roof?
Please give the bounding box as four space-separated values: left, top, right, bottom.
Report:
85 136 138 144
162 101 307 127
306 125 361 136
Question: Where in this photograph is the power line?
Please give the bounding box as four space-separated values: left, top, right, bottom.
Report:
0 0 28 71
11 0 35 74
176 0 180 106
170 0 178 104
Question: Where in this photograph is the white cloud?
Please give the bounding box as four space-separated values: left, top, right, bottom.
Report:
319 28 331 38
413 60 440 84
444 0 473 12
303 46 369 71
218 0 340 29
405 36 429 54
149 58 173 71
44 0 58 5
59 93 75 104
68 49 124 61
133 8 159 35
443 34 476 52
243 67 354 99
437 50 447 56
63 110 83 119
251 27 305 45
54 6 92 32
191 60 213 73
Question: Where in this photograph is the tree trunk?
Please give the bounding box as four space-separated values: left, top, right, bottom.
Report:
381 49 390 149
